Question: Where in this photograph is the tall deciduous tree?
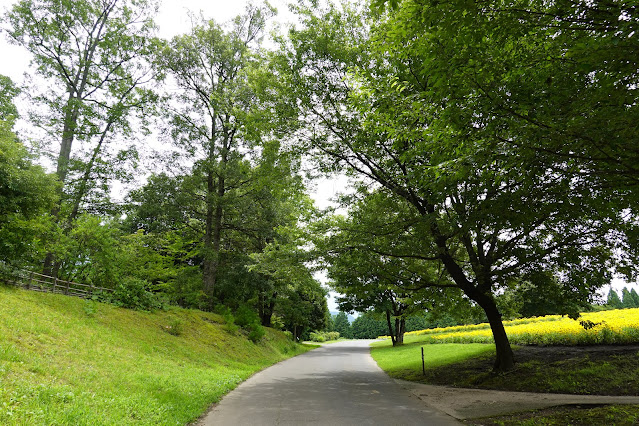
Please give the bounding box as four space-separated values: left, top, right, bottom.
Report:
155 4 276 305
317 191 460 346
4 0 160 276
277 1 636 371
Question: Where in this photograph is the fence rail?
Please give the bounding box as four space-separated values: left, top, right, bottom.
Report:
3 269 114 299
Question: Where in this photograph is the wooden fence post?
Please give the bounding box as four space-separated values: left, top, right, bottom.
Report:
422 347 425 376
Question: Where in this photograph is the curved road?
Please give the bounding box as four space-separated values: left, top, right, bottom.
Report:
200 340 460 425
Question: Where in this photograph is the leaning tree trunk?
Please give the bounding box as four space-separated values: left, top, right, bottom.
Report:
435 243 516 371
474 291 515 372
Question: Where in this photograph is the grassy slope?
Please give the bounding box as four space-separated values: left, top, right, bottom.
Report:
0 286 313 425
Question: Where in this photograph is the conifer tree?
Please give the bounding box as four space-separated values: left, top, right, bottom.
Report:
607 289 622 309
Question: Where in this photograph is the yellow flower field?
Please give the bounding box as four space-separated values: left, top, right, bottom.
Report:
401 308 639 346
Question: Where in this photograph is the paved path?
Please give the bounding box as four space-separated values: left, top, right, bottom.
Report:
199 340 460 425
397 380 639 420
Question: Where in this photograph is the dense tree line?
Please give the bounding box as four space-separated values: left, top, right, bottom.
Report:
607 288 639 310
0 0 328 341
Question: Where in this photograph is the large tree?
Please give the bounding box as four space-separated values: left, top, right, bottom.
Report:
317 191 461 346
277 1 636 371
155 4 279 305
5 0 160 276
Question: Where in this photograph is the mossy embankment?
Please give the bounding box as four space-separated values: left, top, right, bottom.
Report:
0 286 312 425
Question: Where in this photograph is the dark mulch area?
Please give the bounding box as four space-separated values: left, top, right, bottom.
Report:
421 345 639 396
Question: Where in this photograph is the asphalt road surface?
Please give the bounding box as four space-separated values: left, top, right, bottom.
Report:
199 340 460 425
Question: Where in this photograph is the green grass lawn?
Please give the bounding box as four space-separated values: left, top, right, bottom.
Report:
370 335 639 425
0 286 312 425
370 338 494 381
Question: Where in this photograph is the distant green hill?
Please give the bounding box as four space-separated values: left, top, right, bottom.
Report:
0 286 312 425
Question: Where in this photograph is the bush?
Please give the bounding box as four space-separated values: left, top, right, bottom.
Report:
309 331 325 342
248 324 266 343
163 317 183 336
215 305 239 335
235 305 260 329
96 277 164 311
309 331 340 342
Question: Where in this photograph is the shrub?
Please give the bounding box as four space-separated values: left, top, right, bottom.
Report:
215 305 239 335
235 305 260 329
309 331 340 342
163 317 183 336
309 331 325 342
96 277 164 311
248 324 266 343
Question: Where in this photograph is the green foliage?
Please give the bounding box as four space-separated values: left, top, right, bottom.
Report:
98 277 164 311
0 117 57 266
235 305 260 329
499 270 593 319
0 287 311 425
0 75 19 129
621 287 639 309
233 306 265 343
351 314 387 339
309 331 340 342
607 289 623 309
163 317 184 336
215 305 240 335
248 324 266 343
333 312 352 339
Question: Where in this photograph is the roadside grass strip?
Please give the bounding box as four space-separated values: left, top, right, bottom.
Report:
382 308 639 346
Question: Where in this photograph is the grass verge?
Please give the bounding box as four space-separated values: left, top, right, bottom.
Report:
0 286 312 425
370 338 639 424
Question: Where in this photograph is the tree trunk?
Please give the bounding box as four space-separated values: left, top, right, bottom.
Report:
475 292 515 372
293 325 300 342
42 94 80 279
203 138 226 307
385 310 397 346
433 238 516 371
259 291 277 326
396 317 405 345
